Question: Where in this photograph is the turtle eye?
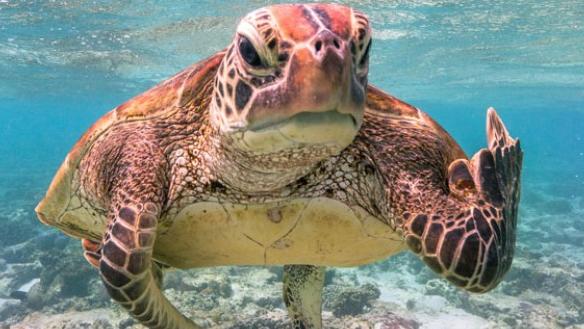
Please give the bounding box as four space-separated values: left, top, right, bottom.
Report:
359 39 371 66
238 36 263 67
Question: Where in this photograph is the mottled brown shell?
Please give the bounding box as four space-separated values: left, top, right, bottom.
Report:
35 52 225 229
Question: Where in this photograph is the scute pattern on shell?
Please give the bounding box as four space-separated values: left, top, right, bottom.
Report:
35 52 225 228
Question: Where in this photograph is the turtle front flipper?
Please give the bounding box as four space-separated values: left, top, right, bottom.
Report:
94 134 200 329
283 265 325 329
83 237 165 290
100 201 199 329
401 109 522 292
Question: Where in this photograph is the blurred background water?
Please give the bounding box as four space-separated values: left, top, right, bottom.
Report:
0 1 582 328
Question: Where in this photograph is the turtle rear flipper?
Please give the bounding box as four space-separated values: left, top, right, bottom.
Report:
283 265 325 329
403 109 523 292
82 239 101 268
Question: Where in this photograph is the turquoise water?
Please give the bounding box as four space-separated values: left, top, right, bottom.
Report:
0 1 583 328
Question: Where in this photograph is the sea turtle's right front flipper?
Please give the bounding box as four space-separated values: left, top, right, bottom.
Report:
97 136 200 329
402 109 523 292
100 199 200 329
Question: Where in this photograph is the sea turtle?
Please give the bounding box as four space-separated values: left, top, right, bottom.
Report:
36 3 523 329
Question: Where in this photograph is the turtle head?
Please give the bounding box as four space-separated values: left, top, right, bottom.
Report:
210 4 371 161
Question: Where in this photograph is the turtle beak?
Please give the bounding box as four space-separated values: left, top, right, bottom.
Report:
311 30 348 74
244 36 364 131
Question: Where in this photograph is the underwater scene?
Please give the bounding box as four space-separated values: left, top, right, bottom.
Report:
0 0 583 328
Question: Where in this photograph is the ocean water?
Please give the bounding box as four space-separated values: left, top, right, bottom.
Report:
0 1 583 328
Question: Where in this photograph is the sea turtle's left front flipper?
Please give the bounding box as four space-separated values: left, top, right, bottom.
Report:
403 109 523 292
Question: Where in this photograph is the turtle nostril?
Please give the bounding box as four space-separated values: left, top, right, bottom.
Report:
333 38 340 49
315 40 322 53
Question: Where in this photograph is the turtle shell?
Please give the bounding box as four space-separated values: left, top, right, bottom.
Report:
35 52 225 237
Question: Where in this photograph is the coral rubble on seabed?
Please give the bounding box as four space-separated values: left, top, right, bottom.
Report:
0 179 583 329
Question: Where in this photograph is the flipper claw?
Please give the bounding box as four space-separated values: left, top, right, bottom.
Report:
486 108 513 149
